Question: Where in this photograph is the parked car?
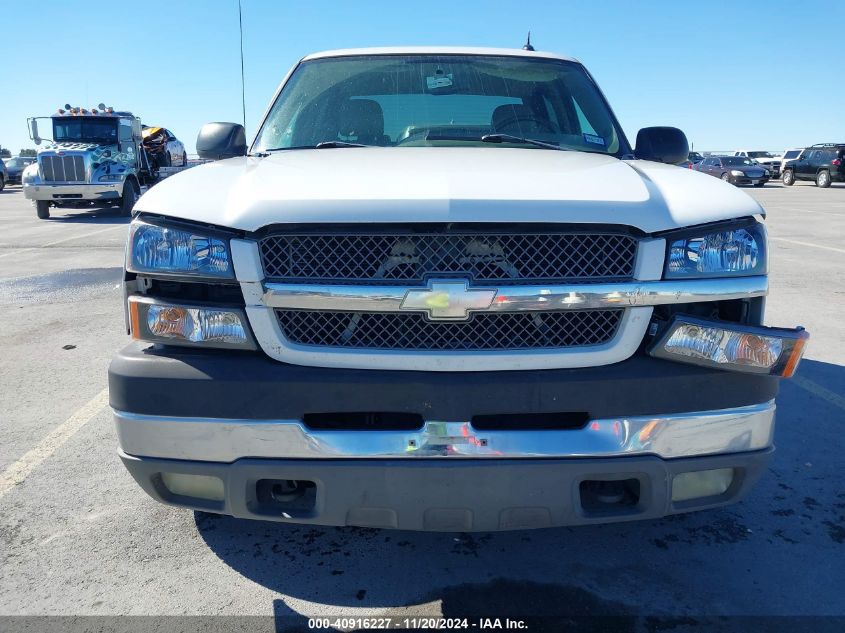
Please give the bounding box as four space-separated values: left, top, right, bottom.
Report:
688 151 704 163
111 47 808 531
779 149 803 175
781 144 845 188
0 157 6 191
141 126 187 168
734 151 782 179
695 156 770 186
3 155 36 185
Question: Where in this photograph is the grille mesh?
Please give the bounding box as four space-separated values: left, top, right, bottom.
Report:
40 155 86 182
260 232 637 285
276 309 623 351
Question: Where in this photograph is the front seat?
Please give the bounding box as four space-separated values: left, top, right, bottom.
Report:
491 104 553 136
337 99 389 146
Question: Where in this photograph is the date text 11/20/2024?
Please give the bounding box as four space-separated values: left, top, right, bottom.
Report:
308 617 528 629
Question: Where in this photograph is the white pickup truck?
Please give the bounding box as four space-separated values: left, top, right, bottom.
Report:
109 47 808 531
734 151 783 179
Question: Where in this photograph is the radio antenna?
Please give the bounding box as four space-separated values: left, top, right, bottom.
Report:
238 0 246 132
523 31 535 51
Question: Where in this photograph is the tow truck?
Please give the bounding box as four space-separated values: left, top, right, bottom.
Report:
23 104 188 219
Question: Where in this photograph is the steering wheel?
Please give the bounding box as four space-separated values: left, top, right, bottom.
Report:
394 128 432 145
494 116 557 135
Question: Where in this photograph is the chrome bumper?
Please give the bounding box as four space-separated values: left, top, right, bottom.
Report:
260 276 769 313
115 401 775 463
23 181 123 200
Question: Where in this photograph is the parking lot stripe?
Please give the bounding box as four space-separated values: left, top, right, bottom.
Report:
769 237 845 254
792 376 845 411
0 225 127 259
0 388 110 500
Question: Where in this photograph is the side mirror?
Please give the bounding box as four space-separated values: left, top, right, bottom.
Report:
196 122 247 160
634 126 689 165
30 119 42 145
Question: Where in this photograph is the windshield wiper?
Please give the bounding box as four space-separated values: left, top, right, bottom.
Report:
260 141 367 154
480 134 564 151
314 141 367 149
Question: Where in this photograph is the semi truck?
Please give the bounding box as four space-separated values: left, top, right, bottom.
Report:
23 105 182 219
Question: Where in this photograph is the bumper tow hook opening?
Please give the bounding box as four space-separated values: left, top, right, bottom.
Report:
254 478 318 517
271 479 305 503
579 478 642 515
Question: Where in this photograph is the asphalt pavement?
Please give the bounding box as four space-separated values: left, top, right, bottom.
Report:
0 181 843 628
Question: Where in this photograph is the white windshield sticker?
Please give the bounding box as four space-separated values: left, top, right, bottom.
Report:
426 73 453 90
583 133 606 147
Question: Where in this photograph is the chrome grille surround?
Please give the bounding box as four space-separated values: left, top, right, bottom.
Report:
231 236 769 371
40 154 86 182
275 308 623 351
258 230 638 285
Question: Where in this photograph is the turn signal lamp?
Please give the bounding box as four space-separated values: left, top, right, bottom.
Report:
649 315 808 377
128 297 255 350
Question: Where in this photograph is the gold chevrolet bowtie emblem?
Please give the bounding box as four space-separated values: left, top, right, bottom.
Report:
400 280 497 320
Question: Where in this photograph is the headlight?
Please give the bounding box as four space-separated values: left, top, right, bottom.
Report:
127 219 233 278
730 170 744 177
128 296 255 350
22 163 39 184
665 222 766 279
98 173 125 182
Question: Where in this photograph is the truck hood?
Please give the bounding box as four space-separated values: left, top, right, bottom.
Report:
135 148 764 234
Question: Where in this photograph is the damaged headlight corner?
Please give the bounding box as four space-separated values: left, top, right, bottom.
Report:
126 218 233 279
648 315 808 378
665 221 767 279
128 296 255 350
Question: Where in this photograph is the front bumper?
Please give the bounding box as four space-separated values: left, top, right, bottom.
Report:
23 181 123 201
111 343 779 529
109 342 779 422
730 174 770 186
114 402 775 462
120 449 773 531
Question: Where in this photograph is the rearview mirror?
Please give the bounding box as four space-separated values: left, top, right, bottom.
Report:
30 119 42 145
634 127 689 165
196 122 247 160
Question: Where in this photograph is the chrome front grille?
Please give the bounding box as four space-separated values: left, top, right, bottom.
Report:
40 155 86 182
259 230 638 285
275 309 623 351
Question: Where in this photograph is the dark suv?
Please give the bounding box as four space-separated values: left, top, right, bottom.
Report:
782 144 845 188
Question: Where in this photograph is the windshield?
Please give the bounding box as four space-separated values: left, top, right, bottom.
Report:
6 158 25 168
52 117 118 144
783 151 801 159
747 151 775 158
723 157 758 166
253 54 629 155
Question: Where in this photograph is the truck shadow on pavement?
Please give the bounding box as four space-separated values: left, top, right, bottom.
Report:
44 208 132 224
195 359 844 623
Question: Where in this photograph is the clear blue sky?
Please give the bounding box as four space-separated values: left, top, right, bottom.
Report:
2 1 843 155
